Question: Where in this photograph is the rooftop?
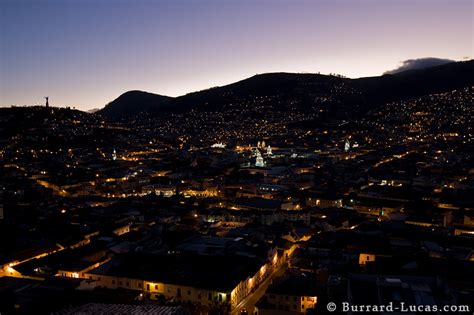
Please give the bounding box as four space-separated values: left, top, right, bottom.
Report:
89 253 263 292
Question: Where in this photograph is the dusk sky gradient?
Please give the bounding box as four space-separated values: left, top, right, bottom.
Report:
1 0 472 110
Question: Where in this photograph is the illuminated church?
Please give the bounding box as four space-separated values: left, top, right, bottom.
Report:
255 150 266 167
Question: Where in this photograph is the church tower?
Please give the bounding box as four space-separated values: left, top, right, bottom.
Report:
255 150 266 167
267 145 272 156
344 139 350 152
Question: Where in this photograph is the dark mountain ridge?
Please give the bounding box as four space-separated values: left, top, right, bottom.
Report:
98 60 473 120
353 60 474 105
99 90 173 119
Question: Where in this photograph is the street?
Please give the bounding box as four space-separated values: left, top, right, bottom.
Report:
231 259 290 315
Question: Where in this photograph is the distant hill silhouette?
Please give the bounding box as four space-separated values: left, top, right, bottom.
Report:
99 90 173 119
98 60 473 120
353 60 474 105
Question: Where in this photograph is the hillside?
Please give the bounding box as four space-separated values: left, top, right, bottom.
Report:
98 60 473 120
353 60 474 105
99 90 173 119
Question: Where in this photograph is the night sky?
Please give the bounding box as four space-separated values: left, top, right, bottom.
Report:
0 0 472 110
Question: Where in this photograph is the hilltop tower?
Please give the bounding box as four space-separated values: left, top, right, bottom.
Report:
45 96 49 107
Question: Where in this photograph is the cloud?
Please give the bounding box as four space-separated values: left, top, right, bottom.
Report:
384 57 455 75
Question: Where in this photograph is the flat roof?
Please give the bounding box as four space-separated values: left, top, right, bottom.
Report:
54 303 189 315
89 253 262 292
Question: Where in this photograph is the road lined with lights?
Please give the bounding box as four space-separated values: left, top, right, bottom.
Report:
232 247 297 315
